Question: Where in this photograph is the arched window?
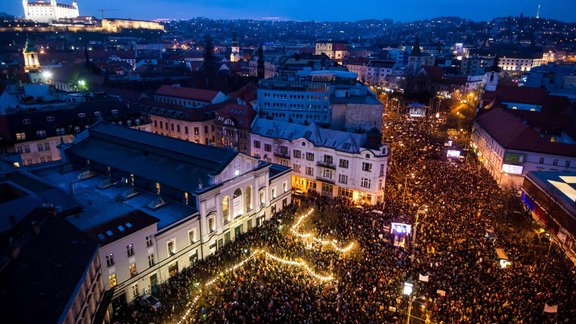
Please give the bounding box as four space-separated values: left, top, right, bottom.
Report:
222 196 230 222
233 188 243 218
245 186 253 212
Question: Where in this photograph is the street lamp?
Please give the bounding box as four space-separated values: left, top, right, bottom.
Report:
403 281 414 324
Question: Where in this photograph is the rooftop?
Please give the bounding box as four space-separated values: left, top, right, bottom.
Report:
251 118 386 155
474 108 576 157
0 214 98 324
156 85 221 102
33 166 195 231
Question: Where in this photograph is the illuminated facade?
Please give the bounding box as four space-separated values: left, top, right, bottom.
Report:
250 118 388 205
23 0 79 23
37 122 291 304
101 19 165 32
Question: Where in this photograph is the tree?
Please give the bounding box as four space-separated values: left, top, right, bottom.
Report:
257 45 265 80
201 34 217 74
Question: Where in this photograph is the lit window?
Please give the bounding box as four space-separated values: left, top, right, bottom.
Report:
16 133 26 141
108 274 117 288
167 240 176 256
129 263 137 277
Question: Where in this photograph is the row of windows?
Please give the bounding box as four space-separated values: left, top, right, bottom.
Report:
157 96 205 107
262 102 327 110
21 111 117 126
262 93 327 101
539 158 571 168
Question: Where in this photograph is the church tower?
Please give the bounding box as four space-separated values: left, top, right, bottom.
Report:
23 37 40 73
230 32 240 63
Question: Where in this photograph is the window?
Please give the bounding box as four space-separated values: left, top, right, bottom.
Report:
539 158 544 164
105 254 114 267
177 125 181 133
362 162 372 172
194 127 200 135
339 159 349 168
293 150 301 158
204 126 209 133
78 113 86 118
245 186 253 212
94 111 101 117
361 178 371 188
108 274 117 288
148 254 155 267
129 263 138 277
16 133 26 141
111 109 118 115
44 142 49 150
222 196 230 222
22 119 31 125
127 244 135 257
131 283 139 297
37 143 44 151
146 235 154 247
306 166 314 176
36 130 46 137
323 155 333 165
283 182 288 192
306 153 315 161
189 250 198 264
188 229 197 245
293 163 301 173
323 169 333 179
271 187 277 198
167 240 176 256
339 174 348 184
185 126 189 134
264 144 272 152
46 116 54 122
209 218 215 233
553 159 558 166
254 140 261 149
259 190 265 206
171 124 174 131
566 161 571 168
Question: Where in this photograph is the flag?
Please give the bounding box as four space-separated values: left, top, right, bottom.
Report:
437 290 446 296
419 273 429 282
544 304 558 313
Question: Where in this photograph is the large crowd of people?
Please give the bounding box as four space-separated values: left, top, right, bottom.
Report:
126 113 576 323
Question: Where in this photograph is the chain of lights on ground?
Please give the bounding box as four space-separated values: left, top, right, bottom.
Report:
176 209 356 323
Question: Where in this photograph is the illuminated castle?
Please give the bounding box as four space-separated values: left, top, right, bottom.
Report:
22 0 79 23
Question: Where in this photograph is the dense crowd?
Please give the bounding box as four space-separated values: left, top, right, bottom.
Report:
126 113 576 323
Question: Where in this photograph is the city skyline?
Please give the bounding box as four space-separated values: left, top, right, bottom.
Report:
4 0 576 22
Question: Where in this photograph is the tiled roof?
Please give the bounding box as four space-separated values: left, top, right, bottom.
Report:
139 98 217 122
251 118 372 154
156 85 220 102
474 108 576 157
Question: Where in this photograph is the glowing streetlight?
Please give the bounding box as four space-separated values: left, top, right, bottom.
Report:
42 70 52 79
403 281 413 296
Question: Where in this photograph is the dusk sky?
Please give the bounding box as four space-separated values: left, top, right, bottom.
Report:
3 0 575 22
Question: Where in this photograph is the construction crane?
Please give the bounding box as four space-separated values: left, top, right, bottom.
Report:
98 9 118 20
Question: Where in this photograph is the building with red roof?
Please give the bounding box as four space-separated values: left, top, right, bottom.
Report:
471 108 576 187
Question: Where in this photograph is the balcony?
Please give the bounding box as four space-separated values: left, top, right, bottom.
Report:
316 175 335 184
316 161 336 169
273 151 291 159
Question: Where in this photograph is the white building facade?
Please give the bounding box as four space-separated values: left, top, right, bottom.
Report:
23 0 79 23
250 118 388 205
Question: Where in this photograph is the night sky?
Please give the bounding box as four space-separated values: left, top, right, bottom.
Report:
4 0 575 22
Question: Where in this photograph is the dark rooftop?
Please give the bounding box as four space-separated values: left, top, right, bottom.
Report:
0 214 99 324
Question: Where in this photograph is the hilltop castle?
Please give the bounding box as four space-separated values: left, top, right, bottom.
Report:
22 0 79 23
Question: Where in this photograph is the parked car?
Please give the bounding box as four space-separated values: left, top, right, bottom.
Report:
135 294 161 311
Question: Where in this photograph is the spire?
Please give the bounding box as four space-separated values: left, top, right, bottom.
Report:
24 35 35 53
536 4 541 19
411 35 422 57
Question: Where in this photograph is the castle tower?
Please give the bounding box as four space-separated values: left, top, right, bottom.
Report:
23 38 40 73
230 31 240 63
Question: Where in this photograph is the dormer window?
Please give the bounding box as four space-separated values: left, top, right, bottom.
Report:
22 119 31 125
